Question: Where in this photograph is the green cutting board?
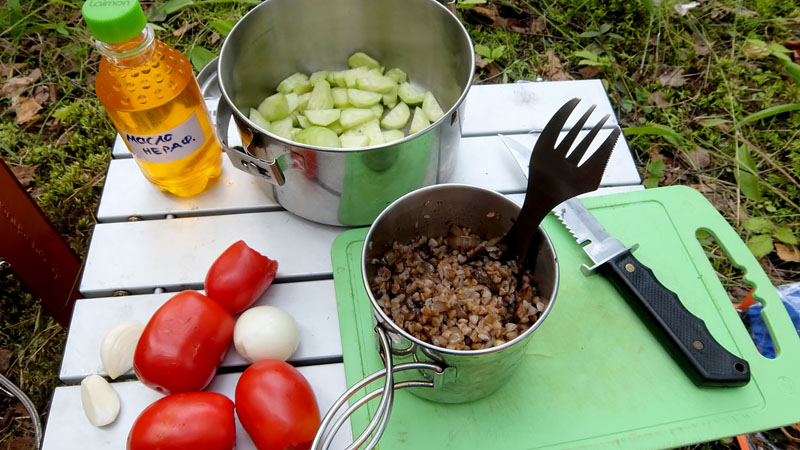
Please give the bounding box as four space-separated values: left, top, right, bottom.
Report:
331 185 800 449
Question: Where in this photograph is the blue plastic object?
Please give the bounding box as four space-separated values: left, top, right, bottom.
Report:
748 283 800 358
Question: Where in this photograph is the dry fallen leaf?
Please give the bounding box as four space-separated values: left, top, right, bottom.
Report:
785 40 800 63
0 348 11 372
475 53 489 69
775 243 800 263
472 6 503 28
689 148 712 169
4 436 34 450
11 165 37 187
674 1 700 16
546 49 573 81
210 32 221 45
648 91 670 108
0 62 27 77
0 68 41 98
692 33 710 56
33 84 57 106
11 96 43 125
578 66 599 79
530 15 547 34
172 21 199 38
657 67 687 87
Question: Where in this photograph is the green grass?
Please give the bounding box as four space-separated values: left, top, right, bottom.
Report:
1 0 799 446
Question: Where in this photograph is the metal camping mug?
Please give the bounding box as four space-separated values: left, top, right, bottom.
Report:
216 0 475 226
312 184 560 450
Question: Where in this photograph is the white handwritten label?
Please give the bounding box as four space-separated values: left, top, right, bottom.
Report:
121 114 206 163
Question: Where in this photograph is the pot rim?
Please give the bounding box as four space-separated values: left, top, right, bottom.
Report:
216 0 475 154
361 183 560 357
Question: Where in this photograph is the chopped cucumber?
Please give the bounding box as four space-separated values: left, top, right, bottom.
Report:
344 67 368 88
290 128 302 139
258 92 290 121
371 104 384 119
332 88 350 108
398 82 425 105
329 71 347 88
328 120 344 135
347 89 382 108
340 134 370 148
294 126 341 148
422 91 444 122
305 109 341 126
277 72 312 95
309 70 329 85
409 107 431 134
307 80 334 110
249 108 271 131
270 117 294 139
297 92 311 111
296 114 311 129
356 72 397 94
382 86 398 108
340 108 375 129
343 118 384 146
385 68 408 84
348 52 381 70
286 92 299 113
382 129 405 142
380 102 410 130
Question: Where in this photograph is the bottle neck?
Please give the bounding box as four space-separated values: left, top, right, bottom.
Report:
95 24 156 68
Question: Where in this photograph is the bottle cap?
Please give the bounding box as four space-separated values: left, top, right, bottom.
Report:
82 0 147 44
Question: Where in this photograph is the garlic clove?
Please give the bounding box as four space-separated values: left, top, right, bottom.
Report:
80 374 120 427
100 322 145 379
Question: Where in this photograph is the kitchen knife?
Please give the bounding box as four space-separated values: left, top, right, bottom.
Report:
498 134 751 387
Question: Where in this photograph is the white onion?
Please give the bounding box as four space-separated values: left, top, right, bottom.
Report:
233 306 300 363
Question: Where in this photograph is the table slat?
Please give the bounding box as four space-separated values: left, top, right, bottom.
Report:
43 364 352 450
61 280 341 383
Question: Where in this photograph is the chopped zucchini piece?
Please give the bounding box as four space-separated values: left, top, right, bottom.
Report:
249 108 271 131
309 70 329 85
409 107 431 134
328 120 344 135
294 126 341 148
258 92 290 121
398 82 425 105
270 117 294 139
329 71 347 88
380 102 410 130
422 91 444 122
356 72 397 94
340 134 370 148
296 114 311 129
339 108 375 129
347 89 382 108
382 129 405 142
371 104 384 119
382 86 398 108
307 80 334 110
297 92 311 111
344 67 368 88
347 52 381 70
277 72 312 95
385 68 408 84
332 88 350 108
305 109 341 126
290 128 302 139
286 92 299 113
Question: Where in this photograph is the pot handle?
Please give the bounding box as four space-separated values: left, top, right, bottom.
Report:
311 326 443 450
215 97 288 186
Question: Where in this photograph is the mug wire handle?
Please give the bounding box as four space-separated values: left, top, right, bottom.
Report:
312 326 443 450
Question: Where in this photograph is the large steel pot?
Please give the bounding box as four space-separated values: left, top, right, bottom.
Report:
312 184 559 450
216 0 474 226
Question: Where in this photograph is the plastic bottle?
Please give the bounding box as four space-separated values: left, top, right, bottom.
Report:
82 0 221 197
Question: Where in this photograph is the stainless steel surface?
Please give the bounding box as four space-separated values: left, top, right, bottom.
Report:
362 184 559 403
555 197 633 270
498 98 619 269
216 0 474 226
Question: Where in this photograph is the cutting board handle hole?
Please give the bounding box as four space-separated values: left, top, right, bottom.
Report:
696 229 778 359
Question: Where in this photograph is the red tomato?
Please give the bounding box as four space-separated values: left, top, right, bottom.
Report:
236 360 321 450
127 392 235 450
134 290 234 394
205 240 279 314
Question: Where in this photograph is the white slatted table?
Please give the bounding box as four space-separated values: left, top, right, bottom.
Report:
44 80 642 449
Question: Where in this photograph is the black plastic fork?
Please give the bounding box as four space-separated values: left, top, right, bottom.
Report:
500 97 622 270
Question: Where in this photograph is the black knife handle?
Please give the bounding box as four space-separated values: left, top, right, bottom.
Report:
600 250 750 387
